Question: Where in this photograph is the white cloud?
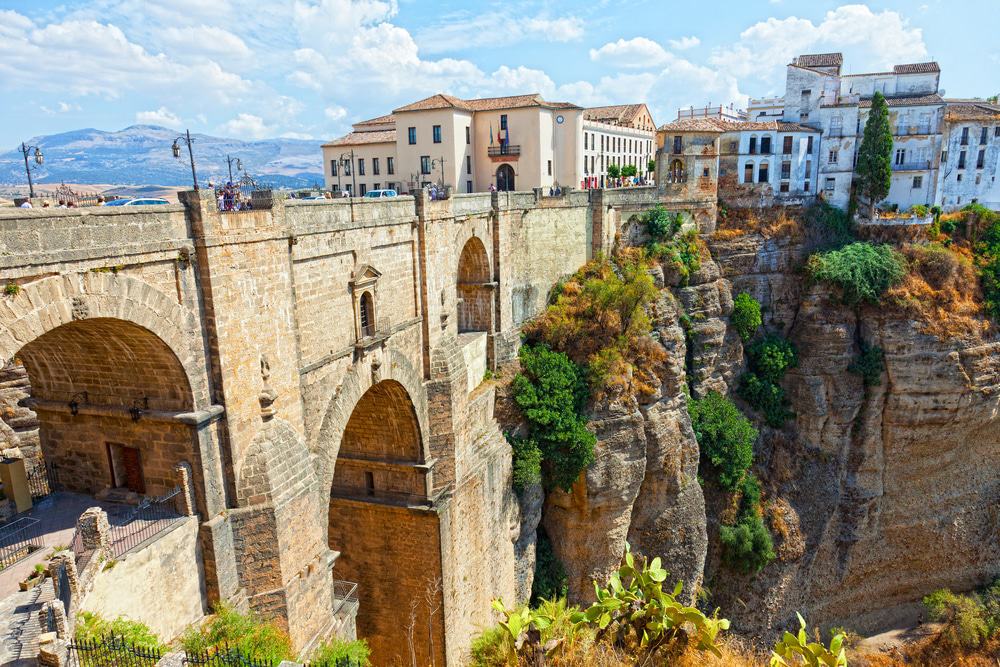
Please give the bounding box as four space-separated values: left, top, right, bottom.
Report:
218 113 272 139
668 36 700 50
324 105 347 121
158 25 253 62
589 37 670 68
279 131 314 140
710 5 928 82
41 101 81 114
416 14 584 53
135 107 182 128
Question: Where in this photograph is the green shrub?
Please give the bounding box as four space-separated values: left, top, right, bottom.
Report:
621 164 638 178
513 344 596 491
508 435 542 491
771 613 847 666
806 242 907 305
910 204 930 217
74 613 164 652
719 512 775 574
807 201 853 248
849 343 884 386
747 336 797 383
607 163 621 179
738 373 793 427
923 588 990 648
311 638 371 666
688 391 757 491
981 577 1000 634
973 209 1000 321
531 527 568 604
642 205 682 242
180 603 293 663
731 292 762 342
469 625 508 667
738 473 762 519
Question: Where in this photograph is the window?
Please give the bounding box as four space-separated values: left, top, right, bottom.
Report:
373 157 380 175
433 125 442 143
590 156 595 173
359 291 374 337
912 176 923 188
601 135 605 151
958 150 967 169
466 155 472 174
995 127 1000 138
584 133 588 150
758 163 769 183
547 160 552 176
359 183 367 195
977 149 986 169
806 160 812 176
780 182 790 193
365 471 375 496
344 160 351 176
942 150 948 163
961 127 969 145
408 127 416 144
743 162 754 183
373 182 380 190
760 136 772 154
387 157 395 175
807 136 814 153
673 135 682 154
358 158 365 175
976 174 982 185
981 127 988 145
782 136 793 154
749 136 758 154
467 180 473 193
420 155 431 174
330 159 338 176
824 177 835 192
702 167 709 178
466 126 471 145
781 161 791 179
828 149 839 164
500 114 508 130
345 184 352 194
804 181 810 192
957 173 963 182
830 115 843 136
895 148 905 166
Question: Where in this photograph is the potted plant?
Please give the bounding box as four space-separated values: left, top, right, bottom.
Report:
19 563 47 591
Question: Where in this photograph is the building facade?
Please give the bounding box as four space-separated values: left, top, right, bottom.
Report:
323 94 655 195
936 100 1000 209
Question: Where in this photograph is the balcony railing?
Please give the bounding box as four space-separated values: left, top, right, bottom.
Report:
895 126 933 136
893 160 932 171
487 145 521 157
663 173 687 184
0 517 41 570
332 580 359 619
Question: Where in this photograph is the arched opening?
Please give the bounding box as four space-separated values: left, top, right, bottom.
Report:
668 159 685 183
328 380 443 666
456 236 492 334
359 290 375 338
496 163 515 191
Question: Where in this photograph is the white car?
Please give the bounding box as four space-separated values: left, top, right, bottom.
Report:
103 198 170 206
364 189 397 198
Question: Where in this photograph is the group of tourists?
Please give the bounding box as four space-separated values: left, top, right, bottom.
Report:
215 182 254 211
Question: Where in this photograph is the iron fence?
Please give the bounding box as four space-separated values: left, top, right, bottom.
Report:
108 486 183 558
0 517 41 570
214 178 273 212
68 634 162 667
27 464 51 499
31 184 106 207
183 647 279 666
332 579 359 619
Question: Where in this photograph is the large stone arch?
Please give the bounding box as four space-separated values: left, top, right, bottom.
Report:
456 235 493 333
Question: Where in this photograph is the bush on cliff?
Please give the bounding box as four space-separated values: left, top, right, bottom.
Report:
180 602 293 662
508 434 542 491
972 205 1000 321
923 588 991 649
688 391 757 491
806 241 907 305
512 344 595 491
311 638 371 666
74 612 164 653
738 335 797 427
731 292 762 342
531 527 569 604
719 474 775 574
848 342 884 387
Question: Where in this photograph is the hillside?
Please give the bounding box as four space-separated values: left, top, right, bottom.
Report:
0 125 323 189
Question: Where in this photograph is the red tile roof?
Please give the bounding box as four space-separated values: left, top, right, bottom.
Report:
859 93 944 108
944 100 1000 122
893 62 940 74
792 53 843 68
321 129 396 148
583 104 653 127
658 117 819 133
393 94 472 113
354 113 395 126
392 92 581 114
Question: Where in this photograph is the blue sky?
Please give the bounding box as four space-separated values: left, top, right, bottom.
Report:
0 0 998 147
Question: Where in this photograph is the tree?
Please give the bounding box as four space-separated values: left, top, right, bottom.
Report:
855 91 893 216
606 163 621 180
621 164 638 178
647 159 656 175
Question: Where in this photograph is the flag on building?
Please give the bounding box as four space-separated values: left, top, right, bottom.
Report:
489 125 494 145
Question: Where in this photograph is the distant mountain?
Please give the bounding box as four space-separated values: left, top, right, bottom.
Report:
0 125 324 189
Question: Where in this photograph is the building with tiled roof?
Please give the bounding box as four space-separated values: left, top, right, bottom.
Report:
323 92 653 195
937 99 1000 208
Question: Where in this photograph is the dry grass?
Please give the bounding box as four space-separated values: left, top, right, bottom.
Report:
884 242 991 341
712 207 806 242
852 636 1000 666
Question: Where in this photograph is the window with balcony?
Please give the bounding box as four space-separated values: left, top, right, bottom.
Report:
373 158 380 175
358 158 365 175
408 127 416 144
961 127 969 145
895 149 905 166
387 157 395 175
433 125 442 143
420 155 431 174
782 136 793 154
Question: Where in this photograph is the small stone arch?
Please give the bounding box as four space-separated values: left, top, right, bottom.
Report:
456 236 492 333
667 159 685 183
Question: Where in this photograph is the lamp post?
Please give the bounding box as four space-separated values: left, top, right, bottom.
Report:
171 129 199 191
225 155 243 183
430 156 446 187
338 150 356 196
19 142 44 199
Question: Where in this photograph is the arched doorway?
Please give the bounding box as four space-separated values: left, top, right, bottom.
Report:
496 164 515 191
327 380 444 666
10 318 197 499
669 159 685 183
456 236 492 333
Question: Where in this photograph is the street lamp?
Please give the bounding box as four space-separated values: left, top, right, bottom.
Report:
225 155 243 183
337 150 356 196
171 129 199 191
19 142 44 199
430 156 446 187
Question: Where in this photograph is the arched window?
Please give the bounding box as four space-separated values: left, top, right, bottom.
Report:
359 291 375 338
668 159 684 183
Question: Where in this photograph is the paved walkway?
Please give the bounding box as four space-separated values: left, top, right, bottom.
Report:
0 577 53 666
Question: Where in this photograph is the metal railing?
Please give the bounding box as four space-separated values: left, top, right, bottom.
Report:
487 144 521 157
108 486 183 558
214 178 273 212
892 160 932 171
68 635 162 667
332 579 359 618
183 647 278 666
0 517 41 570
27 464 51 499
895 125 933 136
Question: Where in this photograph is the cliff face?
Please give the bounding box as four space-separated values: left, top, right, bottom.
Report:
707 230 1000 635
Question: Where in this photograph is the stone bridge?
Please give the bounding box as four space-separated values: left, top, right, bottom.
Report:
0 186 713 664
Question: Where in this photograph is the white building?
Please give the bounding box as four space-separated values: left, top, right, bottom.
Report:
936 100 1000 209
582 104 657 188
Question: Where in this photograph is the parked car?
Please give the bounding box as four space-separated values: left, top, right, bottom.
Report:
102 198 170 206
300 195 327 200
363 189 397 199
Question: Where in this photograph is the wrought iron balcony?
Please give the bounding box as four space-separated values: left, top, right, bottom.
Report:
894 125 934 136
892 160 932 171
487 145 521 157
